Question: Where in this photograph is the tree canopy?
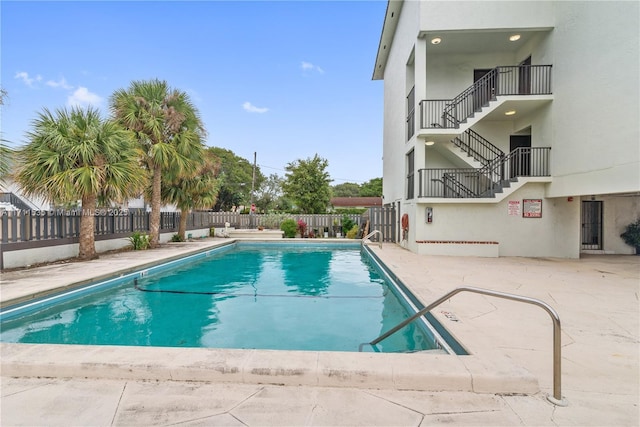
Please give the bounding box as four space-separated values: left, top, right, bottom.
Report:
360 177 383 197
331 178 382 198
15 106 145 259
162 150 220 239
207 147 264 211
255 173 285 213
282 154 332 214
332 182 361 198
110 79 205 247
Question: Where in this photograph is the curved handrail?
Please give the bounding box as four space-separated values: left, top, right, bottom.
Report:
362 230 383 249
359 286 567 406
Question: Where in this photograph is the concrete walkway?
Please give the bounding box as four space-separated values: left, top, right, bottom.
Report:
1 239 638 426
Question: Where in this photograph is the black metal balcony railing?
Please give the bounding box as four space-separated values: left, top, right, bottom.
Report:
418 147 551 198
419 65 553 130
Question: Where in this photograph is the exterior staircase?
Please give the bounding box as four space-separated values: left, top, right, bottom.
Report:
419 129 551 199
416 63 553 200
420 64 553 131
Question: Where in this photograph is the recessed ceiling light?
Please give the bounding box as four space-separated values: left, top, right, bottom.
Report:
431 37 441 45
509 34 521 42
425 141 435 146
505 110 517 116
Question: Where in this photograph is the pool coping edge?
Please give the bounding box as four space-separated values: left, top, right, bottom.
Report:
0 342 539 395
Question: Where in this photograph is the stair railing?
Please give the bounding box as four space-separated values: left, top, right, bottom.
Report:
442 68 499 128
452 129 505 166
0 192 39 212
419 65 553 129
443 173 478 198
359 286 568 406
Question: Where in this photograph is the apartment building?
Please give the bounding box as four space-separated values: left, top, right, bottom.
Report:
374 0 639 257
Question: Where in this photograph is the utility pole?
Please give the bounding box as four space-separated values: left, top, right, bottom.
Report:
250 152 256 228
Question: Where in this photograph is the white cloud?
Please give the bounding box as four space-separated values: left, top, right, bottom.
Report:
301 61 324 74
242 101 269 114
15 71 41 87
67 87 103 108
46 77 73 90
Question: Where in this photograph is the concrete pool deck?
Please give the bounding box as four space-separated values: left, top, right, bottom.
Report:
1 238 638 425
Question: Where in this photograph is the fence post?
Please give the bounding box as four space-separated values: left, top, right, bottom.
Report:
59 213 66 238
2 212 8 244
20 211 28 242
11 212 19 242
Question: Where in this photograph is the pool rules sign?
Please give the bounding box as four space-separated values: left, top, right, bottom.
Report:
523 199 543 218
508 199 543 218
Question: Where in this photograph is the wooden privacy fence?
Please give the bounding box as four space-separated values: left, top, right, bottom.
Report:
0 210 216 244
205 209 397 242
0 206 397 247
367 206 397 243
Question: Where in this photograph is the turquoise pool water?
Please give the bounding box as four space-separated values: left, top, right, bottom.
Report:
0 242 443 353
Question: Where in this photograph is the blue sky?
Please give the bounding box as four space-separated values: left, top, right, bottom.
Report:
1 0 386 184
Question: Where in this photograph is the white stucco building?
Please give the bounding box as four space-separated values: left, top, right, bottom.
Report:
374 0 639 257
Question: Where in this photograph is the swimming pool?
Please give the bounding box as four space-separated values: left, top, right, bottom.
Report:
0 242 454 353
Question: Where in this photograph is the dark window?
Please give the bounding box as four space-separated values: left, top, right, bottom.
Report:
406 149 415 199
406 86 415 140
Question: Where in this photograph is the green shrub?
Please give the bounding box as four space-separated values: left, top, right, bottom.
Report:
129 232 150 250
342 215 355 235
170 233 185 242
620 218 640 247
346 224 360 239
209 227 215 237
334 208 367 215
280 218 297 238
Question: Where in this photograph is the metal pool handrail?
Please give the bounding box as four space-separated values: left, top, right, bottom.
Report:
359 286 568 406
362 230 383 249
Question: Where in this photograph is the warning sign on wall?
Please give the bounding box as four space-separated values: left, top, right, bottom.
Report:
523 199 543 218
508 200 521 216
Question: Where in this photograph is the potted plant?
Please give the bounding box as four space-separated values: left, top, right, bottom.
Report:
332 218 341 237
341 215 355 238
620 218 640 255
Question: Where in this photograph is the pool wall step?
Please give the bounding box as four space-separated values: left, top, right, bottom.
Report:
0 343 538 395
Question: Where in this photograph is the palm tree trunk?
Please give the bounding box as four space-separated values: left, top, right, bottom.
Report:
149 163 162 248
178 209 188 240
78 193 97 260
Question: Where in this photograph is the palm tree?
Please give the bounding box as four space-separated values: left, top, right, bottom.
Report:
162 152 220 240
110 79 206 248
14 107 146 260
0 140 11 181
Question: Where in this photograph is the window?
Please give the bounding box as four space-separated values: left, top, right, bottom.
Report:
406 86 415 140
406 149 415 199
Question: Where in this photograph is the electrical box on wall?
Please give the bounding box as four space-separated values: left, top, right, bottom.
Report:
426 207 433 223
